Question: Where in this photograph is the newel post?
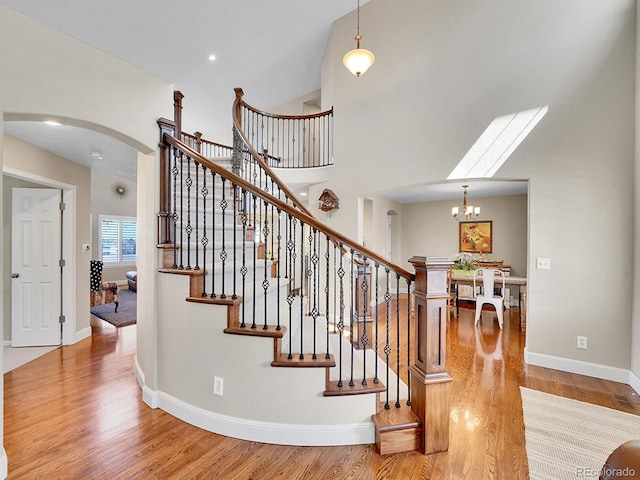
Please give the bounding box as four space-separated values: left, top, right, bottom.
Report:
157 117 176 245
232 88 245 175
408 256 453 454
173 90 184 138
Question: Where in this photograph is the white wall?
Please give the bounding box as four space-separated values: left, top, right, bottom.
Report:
319 0 635 371
401 194 528 277
90 172 137 283
0 5 173 476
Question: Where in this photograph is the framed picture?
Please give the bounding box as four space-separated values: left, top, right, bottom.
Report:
459 221 493 253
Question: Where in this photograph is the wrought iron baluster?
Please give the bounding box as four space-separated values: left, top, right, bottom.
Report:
361 256 369 386
262 199 270 329
232 184 238 299
210 171 217 298
276 208 282 330
349 249 355 387
395 273 401 408
299 221 305 360
179 153 185 269
185 156 192 269
171 148 178 268
194 160 200 271
374 263 380 383
384 268 391 410
240 190 248 328
251 194 257 329
325 235 330 360
406 278 412 406
309 228 318 359
286 216 296 359
219 177 228 298
337 246 345 387
200 163 208 296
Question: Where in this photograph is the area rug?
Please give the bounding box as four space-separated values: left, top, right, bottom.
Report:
521 386 640 480
90 288 136 327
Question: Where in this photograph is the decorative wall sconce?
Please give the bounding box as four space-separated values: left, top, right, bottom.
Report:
112 182 130 200
318 188 340 213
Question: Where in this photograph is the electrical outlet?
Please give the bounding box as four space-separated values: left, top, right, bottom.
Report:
213 376 224 396
536 257 551 270
577 336 588 350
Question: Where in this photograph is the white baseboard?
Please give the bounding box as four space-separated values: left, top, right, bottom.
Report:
156 391 374 446
72 326 92 345
629 370 640 396
4 327 90 347
525 348 636 392
134 360 373 446
0 448 6 480
135 357 159 409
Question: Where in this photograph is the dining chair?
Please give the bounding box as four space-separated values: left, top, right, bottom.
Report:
475 260 504 270
473 268 506 328
447 266 457 319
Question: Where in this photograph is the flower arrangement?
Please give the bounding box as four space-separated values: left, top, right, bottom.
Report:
452 252 479 270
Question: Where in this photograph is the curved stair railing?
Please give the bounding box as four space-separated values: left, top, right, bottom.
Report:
155 89 452 455
234 88 333 170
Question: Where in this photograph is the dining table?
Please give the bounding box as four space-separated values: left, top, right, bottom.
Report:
450 271 527 332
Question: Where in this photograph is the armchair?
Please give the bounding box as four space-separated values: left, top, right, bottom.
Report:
90 260 120 312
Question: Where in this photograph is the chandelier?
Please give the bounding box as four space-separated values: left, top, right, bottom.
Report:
451 185 480 220
342 0 375 77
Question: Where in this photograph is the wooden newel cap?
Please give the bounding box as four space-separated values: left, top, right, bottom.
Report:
409 256 453 271
234 87 244 98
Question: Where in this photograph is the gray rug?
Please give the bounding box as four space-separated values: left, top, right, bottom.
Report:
90 288 136 327
521 386 640 480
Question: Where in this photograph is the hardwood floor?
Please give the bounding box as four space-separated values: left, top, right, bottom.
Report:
4 308 639 479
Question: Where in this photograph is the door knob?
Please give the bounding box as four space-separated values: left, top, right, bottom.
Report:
11 273 19 278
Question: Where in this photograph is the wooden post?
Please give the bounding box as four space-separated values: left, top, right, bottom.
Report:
408 256 453 454
173 90 184 138
232 88 245 175
194 131 203 154
156 117 176 245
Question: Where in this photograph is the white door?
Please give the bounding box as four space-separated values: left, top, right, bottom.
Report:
11 188 62 347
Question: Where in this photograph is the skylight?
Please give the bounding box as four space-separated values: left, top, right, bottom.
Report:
448 106 548 179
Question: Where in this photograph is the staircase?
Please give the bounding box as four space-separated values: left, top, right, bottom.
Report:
148 90 451 455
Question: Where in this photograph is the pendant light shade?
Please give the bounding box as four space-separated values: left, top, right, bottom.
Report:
343 39 375 77
343 0 375 77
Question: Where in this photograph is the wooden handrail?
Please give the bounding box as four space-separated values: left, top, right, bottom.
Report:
163 133 415 281
238 95 333 121
233 88 316 219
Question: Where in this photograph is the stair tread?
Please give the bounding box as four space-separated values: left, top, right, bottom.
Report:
372 404 421 432
324 379 386 397
224 324 285 338
186 295 241 306
272 353 335 368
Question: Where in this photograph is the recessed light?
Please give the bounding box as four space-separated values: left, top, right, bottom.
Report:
44 120 62 127
90 152 104 160
300 192 308 197
208 54 216 61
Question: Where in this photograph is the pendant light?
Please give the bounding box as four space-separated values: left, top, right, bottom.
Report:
343 0 375 77
451 185 481 220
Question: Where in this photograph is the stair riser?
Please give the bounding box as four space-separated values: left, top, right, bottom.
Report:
375 428 421 455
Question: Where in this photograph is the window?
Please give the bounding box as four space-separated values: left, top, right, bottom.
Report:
99 215 137 266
